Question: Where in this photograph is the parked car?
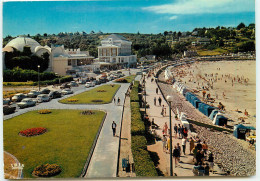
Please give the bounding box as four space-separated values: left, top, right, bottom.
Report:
3 98 11 105
85 82 95 88
48 91 62 99
27 90 41 98
3 105 16 115
36 94 51 103
17 98 36 108
60 83 71 89
99 78 108 83
40 88 51 94
69 81 79 87
61 88 73 95
11 93 27 102
93 80 100 85
78 79 86 84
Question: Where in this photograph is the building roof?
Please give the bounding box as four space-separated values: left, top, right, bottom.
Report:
102 34 129 42
5 36 41 52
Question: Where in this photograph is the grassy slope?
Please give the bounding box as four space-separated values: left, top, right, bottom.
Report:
114 75 136 83
59 84 120 104
3 109 105 178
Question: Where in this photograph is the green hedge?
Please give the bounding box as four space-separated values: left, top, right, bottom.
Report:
130 81 140 102
130 85 158 177
131 102 145 136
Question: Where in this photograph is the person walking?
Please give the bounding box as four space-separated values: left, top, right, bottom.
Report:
163 122 168 135
208 152 214 173
174 124 178 138
154 97 156 106
189 137 195 154
162 135 167 152
178 124 182 138
202 141 208 154
161 105 165 116
156 87 159 94
117 97 120 105
112 121 117 137
164 107 167 116
114 97 116 104
158 97 162 106
182 138 187 155
173 146 180 167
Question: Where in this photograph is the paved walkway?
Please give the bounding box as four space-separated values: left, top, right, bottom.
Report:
144 75 224 177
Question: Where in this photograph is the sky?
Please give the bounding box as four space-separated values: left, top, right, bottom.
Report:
2 0 255 37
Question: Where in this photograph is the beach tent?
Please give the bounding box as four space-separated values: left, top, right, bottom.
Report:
191 96 200 108
209 109 219 120
198 102 207 115
185 92 192 102
213 113 228 126
194 99 201 109
233 124 249 140
203 104 216 116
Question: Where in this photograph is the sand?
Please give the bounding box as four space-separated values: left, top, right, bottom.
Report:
171 60 256 128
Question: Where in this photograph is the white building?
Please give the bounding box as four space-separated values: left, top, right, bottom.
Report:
3 36 96 76
97 34 137 69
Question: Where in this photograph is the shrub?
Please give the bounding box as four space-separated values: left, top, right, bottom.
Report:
91 100 103 103
131 102 145 136
132 136 147 150
81 110 95 115
67 99 78 102
130 81 140 102
32 164 61 177
97 90 106 92
19 127 47 137
38 109 52 114
115 78 128 83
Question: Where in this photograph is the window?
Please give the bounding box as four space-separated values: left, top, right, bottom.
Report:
68 60 72 66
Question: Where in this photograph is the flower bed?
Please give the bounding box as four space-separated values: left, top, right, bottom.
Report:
97 90 106 92
19 127 47 137
67 99 78 102
32 164 61 177
81 110 95 115
38 109 52 114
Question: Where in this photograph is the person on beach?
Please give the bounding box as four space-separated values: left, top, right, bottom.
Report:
174 124 178 138
202 90 206 99
189 137 195 154
244 109 249 116
156 88 159 94
162 135 167 152
158 97 162 106
182 138 187 155
154 97 156 106
112 121 117 137
173 146 180 167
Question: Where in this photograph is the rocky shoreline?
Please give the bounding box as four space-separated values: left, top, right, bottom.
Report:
158 72 256 176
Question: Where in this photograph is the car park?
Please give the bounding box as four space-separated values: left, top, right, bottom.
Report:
3 105 16 115
61 88 73 95
40 88 51 94
48 91 62 99
17 98 36 108
3 98 11 105
11 93 27 102
27 90 41 98
36 94 51 103
85 82 95 88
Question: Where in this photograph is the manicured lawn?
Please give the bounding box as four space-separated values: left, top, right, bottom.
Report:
114 75 136 83
59 84 120 104
3 109 105 178
197 48 228 56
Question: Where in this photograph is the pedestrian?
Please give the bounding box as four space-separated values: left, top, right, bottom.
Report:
204 163 210 176
156 87 159 94
163 122 168 135
173 146 180 167
182 138 187 155
189 137 195 154
192 145 198 162
197 140 202 150
158 97 162 106
177 143 181 161
167 136 170 153
164 107 167 116
117 97 120 105
114 97 116 104
202 141 208 154
208 152 214 173
181 125 185 138
161 105 165 116
183 127 188 138
178 124 182 138
196 150 204 165
174 124 178 138
112 121 117 137
154 97 156 106
162 135 167 152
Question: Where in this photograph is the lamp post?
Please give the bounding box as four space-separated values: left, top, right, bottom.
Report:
37 65 40 91
144 75 146 114
166 95 174 176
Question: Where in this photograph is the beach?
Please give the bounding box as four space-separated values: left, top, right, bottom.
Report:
170 60 256 128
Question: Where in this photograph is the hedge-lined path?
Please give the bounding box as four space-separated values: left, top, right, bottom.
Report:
3 69 141 178
144 74 224 177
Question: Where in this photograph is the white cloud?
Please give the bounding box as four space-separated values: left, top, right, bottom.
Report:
143 0 254 14
169 16 178 20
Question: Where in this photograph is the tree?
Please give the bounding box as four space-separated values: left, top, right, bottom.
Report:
177 31 182 37
164 31 168 36
237 22 245 30
248 23 255 29
44 33 48 37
